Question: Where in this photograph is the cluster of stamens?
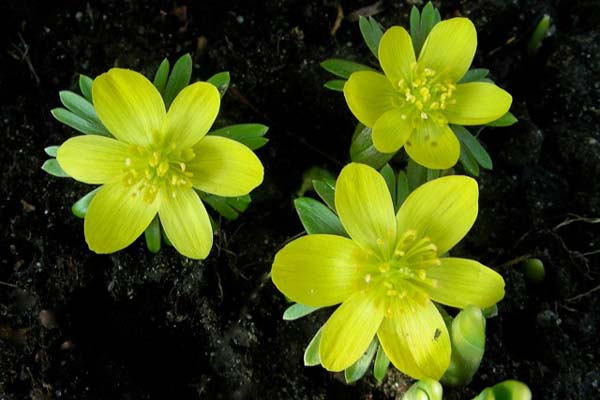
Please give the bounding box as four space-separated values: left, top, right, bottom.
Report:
122 143 196 203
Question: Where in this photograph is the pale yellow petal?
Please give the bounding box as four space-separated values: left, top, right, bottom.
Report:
445 82 513 125
372 109 413 154
93 68 165 146
396 175 478 255
163 82 220 149
57 135 129 184
319 291 384 371
158 189 212 259
188 136 264 197
377 299 450 379
379 26 416 84
335 163 397 258
343 71 397 127
404 120 460 169
84 182 159 254
272 234 370 307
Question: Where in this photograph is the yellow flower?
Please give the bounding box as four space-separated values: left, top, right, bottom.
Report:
271 163 504 379
57 68 264 259
344 18 513 169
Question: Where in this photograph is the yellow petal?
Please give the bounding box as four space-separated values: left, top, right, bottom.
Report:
335 163 397 258
57 135 129 184
163 82 220 149
319 291 383 371
396 175 478 255
372 109 413 154
343 71 397 127
272 234 369 307
418 18 477 82
424 257 505 308
158 189 212 259
188 136 264 197
445 82 513 125
377 300 450 379
93 68 165 146
404 120 460 169
379 26 416 84
84 182 159 254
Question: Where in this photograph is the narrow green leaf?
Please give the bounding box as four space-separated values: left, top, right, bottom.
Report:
144 216 161 253
459 144 480 177
298 167 335 197
528 14 551 54
44 145 59 157
320 58 375 79
71 187 100 218
42 159 69 178
409 6 421 43
51 108 110 136
163 53 193 109
359 16 383 59
482 304 498 319
373 344 390 382
323 79 346 92
344 339 378 383
153 58 170 95
452 125 493 169
209 123 269 150
426 168 441 181
294 197 346 236
207 71 231 97
59 91 109 135
396 171 410 211
282 303 320 321
312 179 336 212
459 68 490 83
79 74 93 102
486 111 518 127
201 193 240 220
162 228 173 247
304 328 322 366
406 158 427 190
380 164 396 206
227 194 252 213
410 2 441 55
349 123 394 169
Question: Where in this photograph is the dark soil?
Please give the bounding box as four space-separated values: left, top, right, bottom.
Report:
1 0 599 399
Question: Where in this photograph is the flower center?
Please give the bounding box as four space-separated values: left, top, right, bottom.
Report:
122 143 196 203
363 230 441 317
394 63 457 126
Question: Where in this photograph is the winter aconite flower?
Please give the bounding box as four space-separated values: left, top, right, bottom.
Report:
57 69 264 259
271 163 504 379
344 18 512 169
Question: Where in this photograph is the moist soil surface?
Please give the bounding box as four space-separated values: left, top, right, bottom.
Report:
1 0 599 399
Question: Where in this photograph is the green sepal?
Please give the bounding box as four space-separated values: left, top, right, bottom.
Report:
304 327 322 366
200 193 251 220
163 53 192 109
344 339 378 384
144 215 161 254
207 71 231 97
452 125 493 170
409 2 442 55
44 146 59 157
312 178 336 212
51 108 110 137
58 91 110 136
482 304 498 319
320 59 375 79
459 68 490 84
323 79 345 92
294 197 346 236
486 112 518 127
396 170 410 211
42 159 69 178
358 16 383 59
71 187 100 218
350 123 394 169
473 380 532 400
373 344 390 382
282 303 321 321
79 74 94 102
153 58 170 95
402 379 443 400
459 143 480 177
209 123 269 150
380 164 397 207
406 158 428 190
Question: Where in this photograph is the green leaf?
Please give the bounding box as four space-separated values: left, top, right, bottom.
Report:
475 380 532 400
320 58 375 79
486 111 518 127
380 164 396 207
294 197 346 236
153 58 170 95
410 2 442 55
58 91 110 135
209 123 269 150
426 168 441 181
163 53 193 109
373 344 390 382
298 167 335 197
144 216 161 254
51 108 110 136
452 125 493 169
42 159 69 178
79 74 94 102
304 328 322 366
44 145 59 157
528 14 551 54
312 178 336 212
359 16 383 59
481 304 498 319
323 79 346 92
396 171 410 211
350 123 394 169
459 68 490 84
207 71 231 97
227 194 252 213
459 144 480 177
344 339 378 383
282 303 321 321
200 193 250 220
406 158 427 190
71 187 100 218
